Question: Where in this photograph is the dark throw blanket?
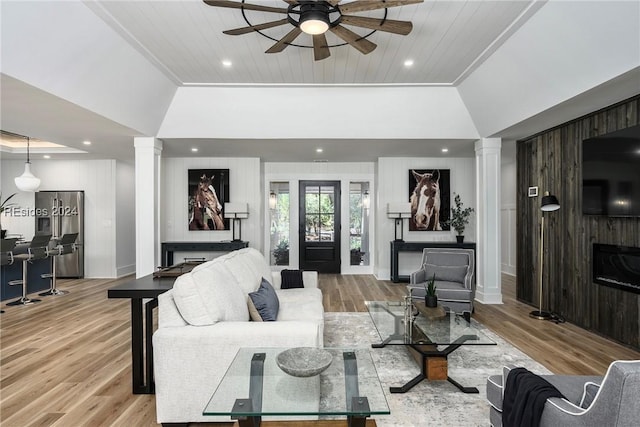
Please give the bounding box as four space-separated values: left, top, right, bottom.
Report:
281 269 304 289
502 367 565 427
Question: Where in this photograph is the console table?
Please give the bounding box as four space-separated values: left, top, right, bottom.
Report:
161 240 248 266
390 241 476 283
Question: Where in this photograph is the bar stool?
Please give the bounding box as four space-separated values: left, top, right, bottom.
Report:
1 238 19 313
7 234 52 306
39 233 78 296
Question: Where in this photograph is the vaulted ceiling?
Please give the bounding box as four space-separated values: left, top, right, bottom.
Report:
1 1 638 163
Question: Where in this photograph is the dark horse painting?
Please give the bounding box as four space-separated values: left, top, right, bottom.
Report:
409 169 450 231
188 169 229 230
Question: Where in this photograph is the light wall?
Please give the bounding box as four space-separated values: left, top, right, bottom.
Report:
0 159 134 278
160 157 261 261
501 147 517 276
376 157 476 280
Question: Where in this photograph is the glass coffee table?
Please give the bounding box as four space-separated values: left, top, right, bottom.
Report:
365 299 496 394
203 347 390 427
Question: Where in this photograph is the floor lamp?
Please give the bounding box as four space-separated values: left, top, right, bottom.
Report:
530 191 560 320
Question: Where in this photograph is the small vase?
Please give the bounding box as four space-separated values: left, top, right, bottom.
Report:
456 235 464 243
425 295 438 308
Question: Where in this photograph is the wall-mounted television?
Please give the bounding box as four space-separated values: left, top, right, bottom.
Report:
582 124 640 216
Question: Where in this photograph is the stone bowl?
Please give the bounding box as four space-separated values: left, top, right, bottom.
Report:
276 347 333 377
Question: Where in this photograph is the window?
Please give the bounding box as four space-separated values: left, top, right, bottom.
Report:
349 182 370 266
304 185 336 242
269 182 290 266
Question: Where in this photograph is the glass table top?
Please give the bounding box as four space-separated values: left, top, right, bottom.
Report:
365 300 496 347
203 347 390 418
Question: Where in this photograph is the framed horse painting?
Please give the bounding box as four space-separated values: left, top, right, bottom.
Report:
188 169 230 231
408 169 451 231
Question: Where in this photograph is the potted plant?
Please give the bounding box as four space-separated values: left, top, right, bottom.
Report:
1 192 17 239
424 274 438 307
273 239 289 266
450 192 474 243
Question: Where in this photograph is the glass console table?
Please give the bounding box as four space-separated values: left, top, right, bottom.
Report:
365 300 496 394
204 347 390 427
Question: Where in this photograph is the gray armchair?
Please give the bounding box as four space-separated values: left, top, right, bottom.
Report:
487 360 640 427
408 248 475 313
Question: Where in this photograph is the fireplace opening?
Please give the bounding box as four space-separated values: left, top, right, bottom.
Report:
593 244 640 294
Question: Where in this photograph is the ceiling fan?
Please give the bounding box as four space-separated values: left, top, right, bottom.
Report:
203 0 424 61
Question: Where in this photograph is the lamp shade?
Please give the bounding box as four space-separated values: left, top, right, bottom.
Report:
387 202 412 219
224 202 249 219
541 192 560 211
14 163 41 192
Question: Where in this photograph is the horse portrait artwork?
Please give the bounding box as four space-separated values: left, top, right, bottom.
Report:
408 169 450 232
188 169 230 231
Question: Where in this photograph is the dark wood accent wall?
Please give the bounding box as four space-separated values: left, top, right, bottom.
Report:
516 95 640 349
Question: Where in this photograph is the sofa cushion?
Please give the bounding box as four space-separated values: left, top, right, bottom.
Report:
224 250 264 295
173 265 249 325
248 278 280 321
247 297 263 322
276 288 323 321
423 263 468 284
579 382 600 409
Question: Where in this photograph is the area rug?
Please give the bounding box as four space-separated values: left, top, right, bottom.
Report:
323 312 551 427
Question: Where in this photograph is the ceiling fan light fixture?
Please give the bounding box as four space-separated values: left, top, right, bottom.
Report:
300 15 329 35
299 3 330 35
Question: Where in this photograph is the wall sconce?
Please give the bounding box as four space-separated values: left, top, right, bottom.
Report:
269 191 277 210
224 202 249 241
387 202 412 242
363 191 370 210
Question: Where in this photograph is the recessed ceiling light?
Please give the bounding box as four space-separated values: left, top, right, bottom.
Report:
43 155 51 159
222 60 232 68
316 148 323 153
442 148 449 153
83 140 91 145
191 148 198 152
404 59 414 67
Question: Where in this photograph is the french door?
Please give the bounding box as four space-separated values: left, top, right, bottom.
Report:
299 181 341 273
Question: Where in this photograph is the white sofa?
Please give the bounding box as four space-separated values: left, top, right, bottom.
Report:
153 247 324 425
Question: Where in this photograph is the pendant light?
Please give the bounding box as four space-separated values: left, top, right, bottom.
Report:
14 136 41 192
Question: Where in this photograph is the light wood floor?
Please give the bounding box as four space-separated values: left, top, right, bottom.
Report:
1 274 638 426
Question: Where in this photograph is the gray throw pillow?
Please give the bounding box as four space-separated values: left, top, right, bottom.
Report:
423 263 468 284
248 277 279 321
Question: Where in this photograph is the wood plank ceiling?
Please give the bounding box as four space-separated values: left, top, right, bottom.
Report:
89 0 535 85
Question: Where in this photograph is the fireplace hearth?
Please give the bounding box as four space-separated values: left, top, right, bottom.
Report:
593 244 640 294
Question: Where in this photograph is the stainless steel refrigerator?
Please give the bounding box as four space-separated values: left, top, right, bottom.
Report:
34 191 84 278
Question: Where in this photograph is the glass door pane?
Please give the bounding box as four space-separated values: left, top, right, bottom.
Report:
269 182 289 266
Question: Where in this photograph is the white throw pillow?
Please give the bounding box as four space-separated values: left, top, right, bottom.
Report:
173 265 249 325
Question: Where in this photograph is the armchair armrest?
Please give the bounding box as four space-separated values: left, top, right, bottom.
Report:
410 268 426 285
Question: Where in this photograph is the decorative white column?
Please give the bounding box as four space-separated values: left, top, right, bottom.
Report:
134 137 162 278
474 138 503 304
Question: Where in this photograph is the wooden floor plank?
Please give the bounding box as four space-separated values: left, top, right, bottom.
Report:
1 273 638 426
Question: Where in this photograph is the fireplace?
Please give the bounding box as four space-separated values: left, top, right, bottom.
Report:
593 244 640 294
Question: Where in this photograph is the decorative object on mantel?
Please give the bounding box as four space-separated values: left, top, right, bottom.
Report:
530 191 560 320
387 202 412 242
224 202 249 241
1 192 18 239
424 273 437 308
449 192 474 243
203 0 423 61
12 133 41 192
276 347 333 377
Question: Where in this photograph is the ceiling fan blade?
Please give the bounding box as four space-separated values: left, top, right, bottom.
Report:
203 0 288 14
266 27 303 53
339 0 423 14
313 33 331 61
330 25 376 55
340 15 413 35
223 18 290 35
